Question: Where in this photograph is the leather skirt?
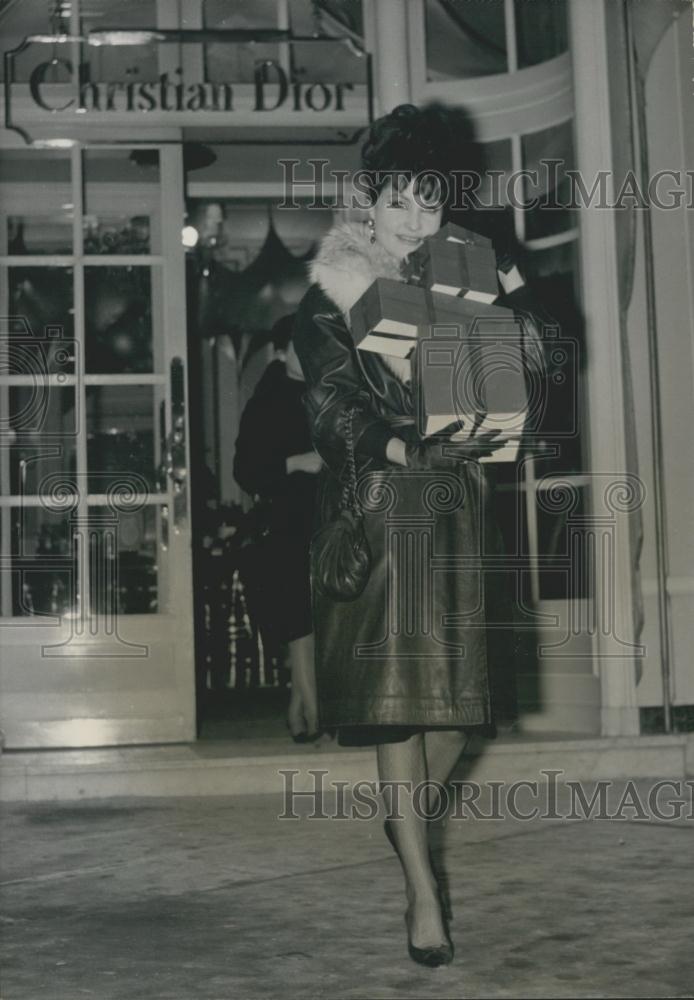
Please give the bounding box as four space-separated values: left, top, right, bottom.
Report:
312 422 496 738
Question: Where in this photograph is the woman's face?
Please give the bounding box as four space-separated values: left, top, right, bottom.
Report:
369 176 443 260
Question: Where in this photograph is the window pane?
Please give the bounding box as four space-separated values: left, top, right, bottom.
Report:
88 505 160 614
521 244 585 477
491 477 529 557
2 14 65 84
85 266 153 374
86 385 157 493
83 149 161 255
7 267 74 340
425 0 507 81
290 0 364 36
522 120 576 240
204 0 279 83
3 506 77 617
515 0 568 70
288 0 366 84
489 480 533 605
0 151 72 255
80 0 159 83
2 387 77 495
480 139 512 208
536 484 592 599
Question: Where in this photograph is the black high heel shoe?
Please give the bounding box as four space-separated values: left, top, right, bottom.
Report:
405 908 454 968
384 820 453 922
286 721 320 744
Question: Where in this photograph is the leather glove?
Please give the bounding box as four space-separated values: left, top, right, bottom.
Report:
405 427 506 471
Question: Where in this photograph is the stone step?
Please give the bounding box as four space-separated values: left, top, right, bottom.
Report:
1 732 692 802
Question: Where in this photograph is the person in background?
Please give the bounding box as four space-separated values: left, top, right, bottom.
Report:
233 314 324 742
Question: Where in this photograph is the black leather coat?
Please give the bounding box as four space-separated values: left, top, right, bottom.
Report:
293 223 502 731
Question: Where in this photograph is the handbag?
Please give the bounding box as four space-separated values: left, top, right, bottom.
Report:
311 406 372 602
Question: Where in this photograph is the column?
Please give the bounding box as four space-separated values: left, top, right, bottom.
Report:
567 0 640 736
372 0 412 115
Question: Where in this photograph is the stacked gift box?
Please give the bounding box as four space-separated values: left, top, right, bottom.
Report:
349 223 529 462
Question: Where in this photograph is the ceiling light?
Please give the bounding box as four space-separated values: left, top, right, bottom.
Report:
181 226 199 248
88 30 164 47
32 138 78 148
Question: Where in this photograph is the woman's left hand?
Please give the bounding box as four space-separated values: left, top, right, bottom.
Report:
405 429 507 470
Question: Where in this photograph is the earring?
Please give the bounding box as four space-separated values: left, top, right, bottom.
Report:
368 218 376 244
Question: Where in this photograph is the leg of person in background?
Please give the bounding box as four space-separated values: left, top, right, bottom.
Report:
287 632 319 740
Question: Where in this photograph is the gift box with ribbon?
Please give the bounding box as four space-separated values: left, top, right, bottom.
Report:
405 223 499 303
349 278 429 357
413 321 529 463
350 277 502 358
348 225 530 462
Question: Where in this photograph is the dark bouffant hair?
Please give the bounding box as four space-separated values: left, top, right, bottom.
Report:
360 102 483 215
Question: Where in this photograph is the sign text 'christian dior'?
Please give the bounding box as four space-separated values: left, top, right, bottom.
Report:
29 60 354 114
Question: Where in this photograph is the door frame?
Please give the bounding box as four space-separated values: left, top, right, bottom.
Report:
0 141 197 748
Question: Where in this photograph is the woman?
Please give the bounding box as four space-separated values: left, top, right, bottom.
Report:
293 104 524 966
233 314 323 742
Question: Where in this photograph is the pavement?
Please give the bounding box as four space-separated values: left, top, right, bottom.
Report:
1 776 693 1000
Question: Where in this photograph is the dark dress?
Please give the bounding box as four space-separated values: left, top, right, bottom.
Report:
233 360 316 645
294 286 498 743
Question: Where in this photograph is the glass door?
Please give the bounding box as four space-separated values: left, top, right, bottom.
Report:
0 143 195 748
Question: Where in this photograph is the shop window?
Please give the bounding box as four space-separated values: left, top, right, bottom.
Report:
83 149 161 255
88 505 159 615
84 266 155 375
425 0 508 80
0 3 55 83
204 0 365 84
521 119 576 240
6 507 77 618
480 139 513 208
80 0 160 83
7 266 74 340
204 0 279 84
514 0 568 69
0 151 72 255
86 385 157 493
536 484 593 600
4 387 78 496
522 242 585 477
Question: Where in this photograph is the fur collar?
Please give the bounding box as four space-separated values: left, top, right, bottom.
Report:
309 220 411 381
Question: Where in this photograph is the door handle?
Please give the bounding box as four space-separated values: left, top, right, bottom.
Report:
168 356 188 532
157 399 170 551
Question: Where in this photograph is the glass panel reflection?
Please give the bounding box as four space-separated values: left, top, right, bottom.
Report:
537 484 592 599
5 506 76 617
489 482 533 606
515 0 568 69
7 268 74 341
3 387 77 494
80 0 159 82
3 29 71 85
83 149 160 254
85 266 153 373
491 480 528 558
0 148 73 253
522 120 576 240
426 0 507 80
86 385 156 493
521 248 585 477
88 505 159 615
204 0 280 83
